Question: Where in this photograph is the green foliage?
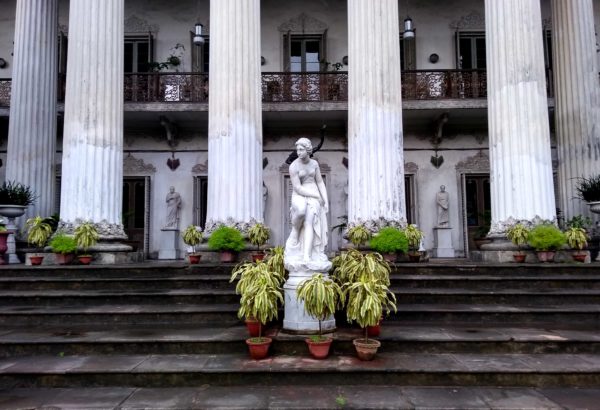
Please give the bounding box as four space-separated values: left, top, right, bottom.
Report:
335 395 347 408
231 260 285 296
404 224 424 251
25 216 53 248
506 223 530 250
43 214 60 233
74 222 99 253
49 234 77 255
207 226 245 252
0 181 35 206
369 227 408 254
248 223 270 250
346 225 371 247
576 175 600 202
331 249 391 286
0 225 6 232
565 227 588 250
264 246 285 281
527 224 566 251
235 262 283 331
182 225 203 249
475 210 492 239
344 275 396 339
565 215 592 230
297 273 344 336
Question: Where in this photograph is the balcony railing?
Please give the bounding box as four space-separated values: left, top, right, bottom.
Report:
0 69 559 107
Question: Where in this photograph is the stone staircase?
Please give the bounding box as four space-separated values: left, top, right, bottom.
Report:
0 262 599 408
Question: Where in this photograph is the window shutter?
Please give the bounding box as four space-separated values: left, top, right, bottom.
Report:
283 31 291 72
321 29 328 68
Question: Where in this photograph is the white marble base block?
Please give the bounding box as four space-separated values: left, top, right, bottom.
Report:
433 227 455 258
283 269 335 334
158 229 179 260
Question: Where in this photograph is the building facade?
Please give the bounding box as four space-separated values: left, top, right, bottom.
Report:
0 0 598 259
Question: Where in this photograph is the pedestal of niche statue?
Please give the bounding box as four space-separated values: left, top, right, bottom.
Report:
283 252 335 334
158 228 180 259
433 227 455 258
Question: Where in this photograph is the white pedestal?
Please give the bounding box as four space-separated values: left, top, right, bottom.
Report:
433 227 455 258
158 229 180 260
282 268 335 334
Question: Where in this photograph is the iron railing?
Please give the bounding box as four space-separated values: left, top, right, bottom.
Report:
0 69 561 107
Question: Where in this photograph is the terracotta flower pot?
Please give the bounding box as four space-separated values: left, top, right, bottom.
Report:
246 337 272 360
367 323 381 337
573 252 587 263
536 251 555 263
353 338 381 361
188 254 201 264
408 253 421 262
55 253 74 265
29 255 44 266
305 337 333 359
513 253 526 263
383 253 396 263
0 231 9 265
220 250 236 263
78 255 92 265
245 318 262 337
251 252 265 262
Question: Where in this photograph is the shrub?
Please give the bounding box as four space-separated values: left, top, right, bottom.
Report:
404 224 424 252
74 222 99 254
369 227 408 254
576 175 600 202
25 216 53 248
0 181 35 206
182 225 203 250
207 226 245 252
564 227 588 250
527 224 566 251
248 223 270 250
49 234 77 255
565 215 592 230
506 223 530 250
347 225 371 247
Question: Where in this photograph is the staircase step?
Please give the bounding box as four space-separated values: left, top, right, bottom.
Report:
1 352 599 388
2 385 599 409
0 303 241 326
2 324 599 357
4 385 600 409
390 274 600 289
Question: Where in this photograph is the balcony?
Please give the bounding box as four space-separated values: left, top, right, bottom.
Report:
0 69 556 108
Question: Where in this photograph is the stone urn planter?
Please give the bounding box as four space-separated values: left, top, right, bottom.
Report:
0 205 27 264
588 201 600 214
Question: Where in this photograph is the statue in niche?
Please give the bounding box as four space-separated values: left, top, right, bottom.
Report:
436 185 450 228
284 138 330 270
163 186 182 230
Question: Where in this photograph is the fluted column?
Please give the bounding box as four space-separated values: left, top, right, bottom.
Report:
485 0 556 234
59 0 126 240
6 0 58 220
206 0 263 230
347 0 406 229
551 0 600 219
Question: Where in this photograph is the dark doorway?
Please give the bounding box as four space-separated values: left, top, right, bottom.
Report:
122 178 146 251
465 175 491 250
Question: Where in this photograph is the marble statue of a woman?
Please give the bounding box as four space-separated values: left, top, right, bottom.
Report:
284 137 331 271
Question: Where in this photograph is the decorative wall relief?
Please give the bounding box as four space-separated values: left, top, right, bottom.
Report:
124 15 159 33
123 154 157 176
450 10 485 30
455 151 490 173
278 13 328 33
192 160 208 174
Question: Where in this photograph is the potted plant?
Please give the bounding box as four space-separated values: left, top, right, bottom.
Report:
264 246 285 281
49 233 78 265
297 273 344 359
182 225 203 264
73 222 99 265
346 224 371 248
231 259 285 337
576 175 600 213
527 224 566 263
404 224 424 262
344 273 397 361
506 223 530 263
235 261 283 360
248 223 270 261
331 249 391 337
369 227 408 262
0 182 36 259
207 226 245 262
25 216 53 265
564 226 588 263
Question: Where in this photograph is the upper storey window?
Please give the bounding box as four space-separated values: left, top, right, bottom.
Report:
456 31 486 69
124 35 153 73
284 33 326 72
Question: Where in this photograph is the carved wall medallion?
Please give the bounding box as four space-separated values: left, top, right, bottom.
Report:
455 151 490 173
125 15 159 33
278 13 328 33
123 154 157 175
450 10 485 30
